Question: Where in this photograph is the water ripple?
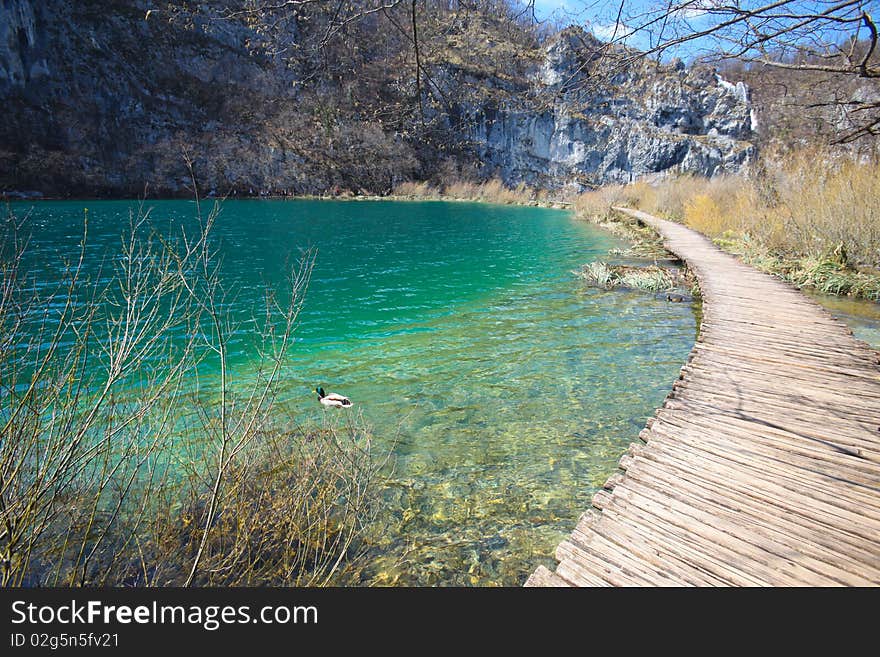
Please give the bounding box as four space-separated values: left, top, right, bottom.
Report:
12 198 697 586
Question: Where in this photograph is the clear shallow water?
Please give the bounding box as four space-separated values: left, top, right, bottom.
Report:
10 199 698 585
805 291 880 350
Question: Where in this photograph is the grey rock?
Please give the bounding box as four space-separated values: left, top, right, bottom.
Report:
0 8 754 196
0 0 43 88
451 27 754 190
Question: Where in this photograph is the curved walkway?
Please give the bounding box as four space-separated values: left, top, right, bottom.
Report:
527 208 880 586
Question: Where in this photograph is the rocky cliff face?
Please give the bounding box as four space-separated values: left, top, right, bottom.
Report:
0 3 754 196
446 29 754 188
0 0 47 88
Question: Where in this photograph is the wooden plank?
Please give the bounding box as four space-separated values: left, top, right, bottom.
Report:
591 502 768 585
631 435 880 542
524 565 573 587
572 518 730 586
556 539 677 586
625 444 880 564
643 424 880 519
620 458 880 583
645 420 880 508
661 396 880 453
606 486 843 586
527 208 880 587
653 407 880 479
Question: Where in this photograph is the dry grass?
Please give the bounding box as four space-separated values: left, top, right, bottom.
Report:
394 178 539 205
612 150 880 268
572 185 626 221
577 262 689 292
581 149 880 300
573 186 669 259
394 181 440 199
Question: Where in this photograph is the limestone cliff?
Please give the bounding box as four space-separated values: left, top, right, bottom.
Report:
0 3 754 196
441 28 754 188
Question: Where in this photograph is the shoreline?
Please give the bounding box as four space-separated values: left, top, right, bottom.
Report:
531 207 880 587
9 189 876 311
582 204 880 306
3 191 574 209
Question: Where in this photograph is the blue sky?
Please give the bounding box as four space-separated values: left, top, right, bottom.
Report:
530 0 590 22
529 0 660 27
528 0 693 53
525 0 880 62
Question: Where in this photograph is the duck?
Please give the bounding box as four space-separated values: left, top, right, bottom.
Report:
316 387 352 408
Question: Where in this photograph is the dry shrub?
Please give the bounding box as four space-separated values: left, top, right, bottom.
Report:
394 181 439 198
681 178 757 238
479 179 508 202
139 415 385 587
651 175 712 219
578 149 880 299
395 178 537 205
768 151 880 265
573 184 669 258
1 198 386 588
600 149 880 269
622 181 658 212
448 178 534 204
443 180 480 200
684 193 726 236
573 184 628 219
535 188 553 203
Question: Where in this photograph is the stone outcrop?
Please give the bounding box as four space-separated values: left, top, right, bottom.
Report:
0 0 48 88
447 28 754 189
0 4 754 197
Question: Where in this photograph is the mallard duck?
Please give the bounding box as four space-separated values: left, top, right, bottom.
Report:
316 387 352 408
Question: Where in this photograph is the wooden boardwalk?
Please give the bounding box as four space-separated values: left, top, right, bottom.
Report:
526 208 880 587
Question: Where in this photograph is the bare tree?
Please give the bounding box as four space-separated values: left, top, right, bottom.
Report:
574 0 879 142
0 202 201 586
1 188 385 587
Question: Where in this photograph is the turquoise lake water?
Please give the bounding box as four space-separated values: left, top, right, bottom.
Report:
10 199 701 585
